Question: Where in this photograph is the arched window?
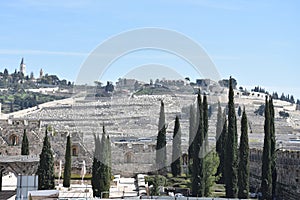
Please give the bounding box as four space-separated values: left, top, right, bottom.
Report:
72 145 78 156
125 152 133 163
9 134 18 146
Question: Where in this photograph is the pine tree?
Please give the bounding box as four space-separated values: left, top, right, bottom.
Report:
92 133 101 197
238 108 249 199
191 92 205 197
261 96 272 200
224 76 238 198
37 129 55 190
269 97 277 199
216 102 225 183
21 129 29 155
171 115 182 177
63 134 71 187
156 100 167 174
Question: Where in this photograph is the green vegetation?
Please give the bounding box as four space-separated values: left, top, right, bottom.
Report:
238 108 249 199
21 129 29 155
224 77 238 198
269 98 277 199
203 150 220 196
156 100 167 174
216 102 225 183
191 91 205 197
261 96 272 200
63 135 71 188
92 126 111 198
37 130 55 190
171 115 182 177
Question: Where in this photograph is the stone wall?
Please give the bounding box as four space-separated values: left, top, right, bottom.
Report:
249 148 300 199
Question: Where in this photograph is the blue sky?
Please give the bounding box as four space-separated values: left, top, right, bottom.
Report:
0 0 299 98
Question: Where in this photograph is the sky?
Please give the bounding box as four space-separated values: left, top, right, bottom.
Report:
0 0 299 98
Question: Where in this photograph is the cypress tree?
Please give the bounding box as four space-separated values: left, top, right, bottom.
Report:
225 76 238 198
216 102 224 182
21 129 29 155
63 134 71 187
261 97 272 200
203 94 209 153
171 115 182 177
238 108 249 199
37 129 55 190
92 133 101 197
188 104 196 160
99 126 110 198
191 92 205 197
156 100 167 174
269 98 277 198
219 118 227 184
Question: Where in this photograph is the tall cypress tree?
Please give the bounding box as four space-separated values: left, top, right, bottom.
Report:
171 115 182 177
238 108 249 199
219 118 227 184
156 100 167 174
21 129 29 155
63 134 71 187
191 92 205 197
216 102 224 182
99 126 111 198
188 104 196 161
92 133 101 197
261 97 272 200
37 129 55 190
269 97 277 199
225 77 238 198
203 94 209 153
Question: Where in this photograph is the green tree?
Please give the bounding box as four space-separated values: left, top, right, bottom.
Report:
191 92 205 197
216 102 225 183
224 77 238 198
204 151 220 196
188 104 196 161
261 97 272 200
238 108 249 199
171 115 182 177
238 106 242 117
37 129 55 190
99 126 111 198
21 129 29 155
156 100 167 174
269 98 277 199
63 135 71 187
203 94 209 152
92 133 101 197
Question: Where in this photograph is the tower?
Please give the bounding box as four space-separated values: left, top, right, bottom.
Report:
20 57 26 76
39 68 43 79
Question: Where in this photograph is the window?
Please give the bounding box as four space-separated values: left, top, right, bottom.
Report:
72 145 78 156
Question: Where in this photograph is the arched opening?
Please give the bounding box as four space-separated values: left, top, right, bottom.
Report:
124 152 134 163
72 145 78 156
9 134 19 146
182 153 188 166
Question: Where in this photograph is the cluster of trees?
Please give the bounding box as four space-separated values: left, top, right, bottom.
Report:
0 68 72 88
215 78 277 199
92 126 112 198
272 92 295 104
252 86 269 94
